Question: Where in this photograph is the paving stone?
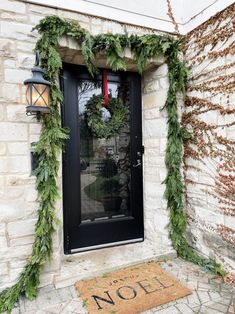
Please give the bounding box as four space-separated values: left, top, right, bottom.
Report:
57 287 73 302
23 298 38 311
192 305 201 313
69 286 78 298
153 305 164 311
197 276 209 283
159 300 178 309
154 305 180 313
231 300 235 312
205 300 230 312
175 303 194 313
208 291 222 300
219 290 234 299
197 290 211 303
187 280 198 290
221 284 233 291
217 296 233 305
59 299 88 314
36 290 61 307
199 305 224 314
210 277 223 284
228 305 235 314
176 297 189 304
198 282 217 291
43 302 67 313
187 291 201 306
18 297 26 312
11 307 20 314
177 274 188 282
38 284 55 295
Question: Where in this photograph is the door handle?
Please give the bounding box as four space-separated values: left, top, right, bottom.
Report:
133 159 141 168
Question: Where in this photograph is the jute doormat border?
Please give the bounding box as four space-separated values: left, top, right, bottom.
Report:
75 261 191 314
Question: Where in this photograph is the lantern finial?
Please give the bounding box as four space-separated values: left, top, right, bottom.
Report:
35 50 40 67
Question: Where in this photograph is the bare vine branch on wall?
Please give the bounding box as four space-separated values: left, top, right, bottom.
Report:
183 3 235 284
166 0 180 34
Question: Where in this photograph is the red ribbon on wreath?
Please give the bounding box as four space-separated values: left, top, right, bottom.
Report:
102 69 109 107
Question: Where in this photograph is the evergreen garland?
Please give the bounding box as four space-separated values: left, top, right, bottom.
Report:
164 52 224 274
0 15 224 313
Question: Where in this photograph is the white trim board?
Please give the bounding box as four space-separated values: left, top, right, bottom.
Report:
21 0 234 34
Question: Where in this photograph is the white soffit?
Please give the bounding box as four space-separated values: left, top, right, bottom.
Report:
22 0 235 34
178 0 235 34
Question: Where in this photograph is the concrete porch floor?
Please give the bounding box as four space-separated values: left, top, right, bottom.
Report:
12 258 234 314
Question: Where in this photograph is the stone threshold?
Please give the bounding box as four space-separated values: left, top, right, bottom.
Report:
54 249 177 289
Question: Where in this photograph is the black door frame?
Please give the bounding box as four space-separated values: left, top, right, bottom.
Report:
61 63 144 254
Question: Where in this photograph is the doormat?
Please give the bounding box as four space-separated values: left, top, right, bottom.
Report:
75 261 191 314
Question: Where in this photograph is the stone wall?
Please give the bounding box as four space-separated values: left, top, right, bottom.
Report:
183 4 235 275
0 0 174 290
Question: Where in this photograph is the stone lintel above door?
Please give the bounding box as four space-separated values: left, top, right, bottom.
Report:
58 36 165 72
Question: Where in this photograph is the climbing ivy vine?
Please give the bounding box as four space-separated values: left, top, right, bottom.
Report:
0 15 224 313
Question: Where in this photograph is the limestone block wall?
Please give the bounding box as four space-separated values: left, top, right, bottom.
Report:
143 64 172 250
183 4 235 275
0 0 174 290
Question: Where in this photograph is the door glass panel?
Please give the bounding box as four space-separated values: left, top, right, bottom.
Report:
78 80 131 222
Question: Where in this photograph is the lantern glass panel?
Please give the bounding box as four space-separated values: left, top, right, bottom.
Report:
26 85 31 106
31 83 50 107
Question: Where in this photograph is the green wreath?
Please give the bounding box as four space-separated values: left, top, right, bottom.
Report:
85 94 129 139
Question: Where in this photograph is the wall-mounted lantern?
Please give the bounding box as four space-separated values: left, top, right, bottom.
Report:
24 51 51 117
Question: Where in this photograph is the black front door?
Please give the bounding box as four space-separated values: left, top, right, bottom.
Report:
61 63 144 254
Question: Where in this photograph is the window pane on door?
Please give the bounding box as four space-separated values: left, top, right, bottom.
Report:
78 80 132 222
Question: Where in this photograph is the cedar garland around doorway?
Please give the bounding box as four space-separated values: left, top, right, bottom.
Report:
0 15 224 313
